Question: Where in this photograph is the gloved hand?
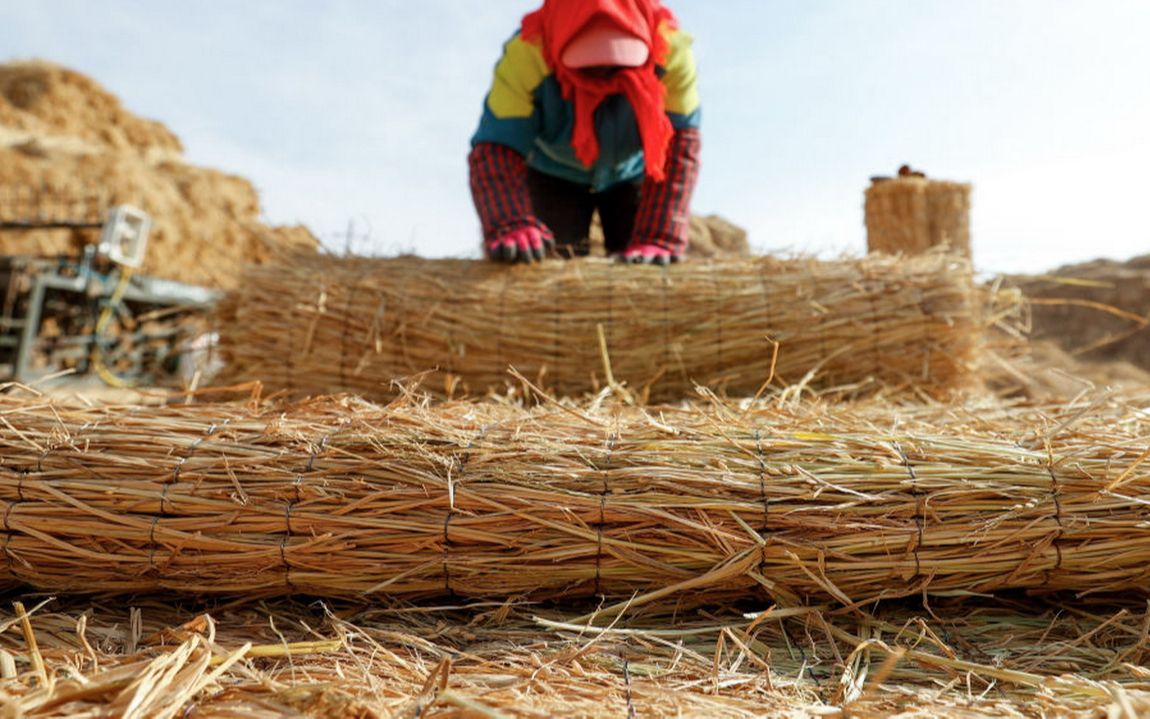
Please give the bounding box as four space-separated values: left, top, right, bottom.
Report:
486 226 554 263
619 242 680 266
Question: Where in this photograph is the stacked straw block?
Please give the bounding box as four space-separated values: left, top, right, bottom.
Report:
1 393 1148 605
216 253 989 401
865 177 972 257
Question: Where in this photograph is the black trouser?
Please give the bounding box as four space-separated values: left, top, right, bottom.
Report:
527 168 642 257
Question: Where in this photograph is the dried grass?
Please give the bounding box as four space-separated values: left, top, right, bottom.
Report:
1 593 1149 718
214 252 999 402
865 178 972 258
0 388 1148 605
1013 256 1150 368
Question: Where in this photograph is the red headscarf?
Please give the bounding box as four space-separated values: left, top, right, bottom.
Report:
522 0 677 181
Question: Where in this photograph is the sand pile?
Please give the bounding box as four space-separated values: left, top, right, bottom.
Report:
0 60 316 289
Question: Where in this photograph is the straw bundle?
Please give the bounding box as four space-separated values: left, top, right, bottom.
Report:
4 594 1150 718
865 177 972 257
216 253 990 402
1 392 1148 604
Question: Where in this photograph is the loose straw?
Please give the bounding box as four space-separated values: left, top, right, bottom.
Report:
3 595 1150 718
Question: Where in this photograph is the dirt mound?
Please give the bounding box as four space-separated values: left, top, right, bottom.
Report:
1013 254 1150 370
0 60 316 289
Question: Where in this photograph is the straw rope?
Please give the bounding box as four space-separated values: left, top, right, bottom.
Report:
215 253 992 401
0 391 1148 604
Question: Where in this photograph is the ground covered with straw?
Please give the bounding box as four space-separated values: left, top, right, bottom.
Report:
1 591 1149 718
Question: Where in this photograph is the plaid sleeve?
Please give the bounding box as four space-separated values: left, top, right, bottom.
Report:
630 127 702 254
468 142 552 244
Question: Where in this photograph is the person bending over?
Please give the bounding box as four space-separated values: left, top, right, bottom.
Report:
469 0 702 265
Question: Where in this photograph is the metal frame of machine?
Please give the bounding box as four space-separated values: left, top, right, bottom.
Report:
1 201 219 386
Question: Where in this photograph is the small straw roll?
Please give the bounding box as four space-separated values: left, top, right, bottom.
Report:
215 252 993 402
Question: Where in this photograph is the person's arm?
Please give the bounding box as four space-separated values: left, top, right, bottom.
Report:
469 33 553 262
624 25 702 264
627 126 701 261
469 143 553 260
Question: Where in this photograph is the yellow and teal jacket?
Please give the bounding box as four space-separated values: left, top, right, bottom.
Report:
471 25 701 192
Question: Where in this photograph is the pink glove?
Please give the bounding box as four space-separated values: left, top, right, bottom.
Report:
486 226 553 263
619 242 680 266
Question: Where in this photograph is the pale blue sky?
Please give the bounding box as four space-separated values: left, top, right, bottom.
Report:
3 1 1148 273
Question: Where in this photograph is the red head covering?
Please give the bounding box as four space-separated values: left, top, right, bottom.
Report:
522 0 677 181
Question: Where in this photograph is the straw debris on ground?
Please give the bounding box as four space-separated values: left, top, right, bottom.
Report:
1 593 1149 718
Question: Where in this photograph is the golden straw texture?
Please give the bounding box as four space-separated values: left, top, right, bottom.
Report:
215 253 988 402
865 178 972 257
0 392 1148 604
3 594 1150 718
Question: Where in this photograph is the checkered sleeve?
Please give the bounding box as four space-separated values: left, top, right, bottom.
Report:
468 142 552 244
630 127 702 254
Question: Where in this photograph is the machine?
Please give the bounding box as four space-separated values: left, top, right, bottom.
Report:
0 197 219 387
